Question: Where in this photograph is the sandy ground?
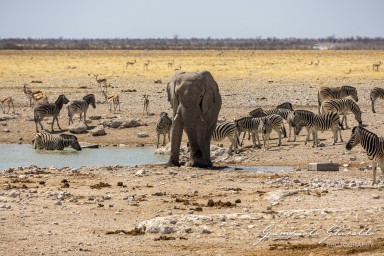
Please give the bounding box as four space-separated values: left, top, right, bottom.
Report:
1 73 384 255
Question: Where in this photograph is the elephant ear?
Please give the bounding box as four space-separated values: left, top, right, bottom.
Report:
166 76 179 116
201 71 219 115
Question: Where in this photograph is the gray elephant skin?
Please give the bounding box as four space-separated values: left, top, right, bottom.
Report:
166 71 222 168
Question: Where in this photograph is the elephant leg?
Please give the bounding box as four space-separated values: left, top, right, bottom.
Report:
167 121 183 167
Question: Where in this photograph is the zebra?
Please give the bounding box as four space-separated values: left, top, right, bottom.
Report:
33 132 82 151
292 110 343 147
1 96 15 114
346 126 384 185
317 85 358 114
212 121 239 153
257 114 286 151
67 94 96 127
276 102 294 111
156 112 172 148
234 116 261 147
34 94 69 132
320 98 362 128
249 107 291 140
370 87 384 113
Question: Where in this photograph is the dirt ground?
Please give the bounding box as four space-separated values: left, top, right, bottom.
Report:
1 50 384 255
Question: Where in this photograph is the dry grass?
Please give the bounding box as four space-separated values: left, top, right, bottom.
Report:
1 50 383 87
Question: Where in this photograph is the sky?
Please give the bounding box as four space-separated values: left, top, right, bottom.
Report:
0 0 383 39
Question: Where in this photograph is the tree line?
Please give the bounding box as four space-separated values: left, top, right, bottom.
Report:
0 37 383 50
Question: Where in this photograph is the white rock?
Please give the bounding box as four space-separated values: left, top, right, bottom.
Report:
90 125 106 136
201 226 212 234
372 195 380 199
69 123 88 133
137 132 149 138
9 190 20 198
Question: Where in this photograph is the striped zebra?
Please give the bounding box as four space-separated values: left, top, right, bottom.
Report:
234 116 261 147
321 98 362 128
1 96 15 114
156 112 172 148
67 94 96 126
292 110 343 147
317 86 358 114
258 114 286 151
34 94 69 132
249 107 291 140
102 89 120 112
370 87 384 113
235 115 285 148
212 121 239 153
346 126 384 185
33 132 82 151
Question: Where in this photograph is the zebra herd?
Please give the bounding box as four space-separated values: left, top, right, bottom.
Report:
199 85 384 185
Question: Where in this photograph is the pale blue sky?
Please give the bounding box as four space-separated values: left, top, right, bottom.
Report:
0 0 383 39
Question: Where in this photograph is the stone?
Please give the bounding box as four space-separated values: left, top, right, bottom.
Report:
308 162 339 171
89 115 102 120
372 195 380 199
9 190 20 198
138 132 149 138
90 125 106 136
69 123 88 134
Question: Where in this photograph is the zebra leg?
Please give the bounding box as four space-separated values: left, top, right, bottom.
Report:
371 99 376 113
162 133 166 146
157 134 160 148
372 161 377 185
240 131 247 146
55 116 61 130
83 111 89 127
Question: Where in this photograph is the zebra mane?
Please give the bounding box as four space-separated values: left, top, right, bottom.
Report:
353 125 378 139
83 94 95 104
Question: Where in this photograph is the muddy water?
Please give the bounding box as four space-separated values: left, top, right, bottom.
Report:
0 144 168 169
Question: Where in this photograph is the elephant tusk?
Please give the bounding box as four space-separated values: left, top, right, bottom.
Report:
200 116 204 122
173 114 179 121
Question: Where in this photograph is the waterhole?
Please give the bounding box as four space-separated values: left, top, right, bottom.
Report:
0 144 168 169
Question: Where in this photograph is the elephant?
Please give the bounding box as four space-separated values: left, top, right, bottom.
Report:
166 71 222 168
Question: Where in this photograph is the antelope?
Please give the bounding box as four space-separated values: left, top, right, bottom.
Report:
143 94 149 115
23 84 48 107
143 60 150 70
167 60 174 68
102 88 120 112
94 74 107 91
314 60 320 67
126 60 136 68
373 62 382 71
174 66 182 71
1 96 15 114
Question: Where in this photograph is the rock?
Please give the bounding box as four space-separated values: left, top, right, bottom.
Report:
136 169 147 176
3 129 11 133
69 123 88 133
89 115 102 120
9 190 20 198
201 226 212 234
155 144 171 155
138 132 149 138
372 195 380 199
90 125 106 136
308 162 339 171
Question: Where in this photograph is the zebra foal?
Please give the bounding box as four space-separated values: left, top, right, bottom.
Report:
234 116 262 147
212 121 239 153
321 98 362 128
34 94 69 132
317 85 358 114
346 126 384 185
67 94 96 127
33 132 82 151
257 114 286 151
370 87 384 113
293 110 343 147
156 112 172 148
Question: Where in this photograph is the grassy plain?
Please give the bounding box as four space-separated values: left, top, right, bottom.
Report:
1 49 383 83
1 50 384 255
